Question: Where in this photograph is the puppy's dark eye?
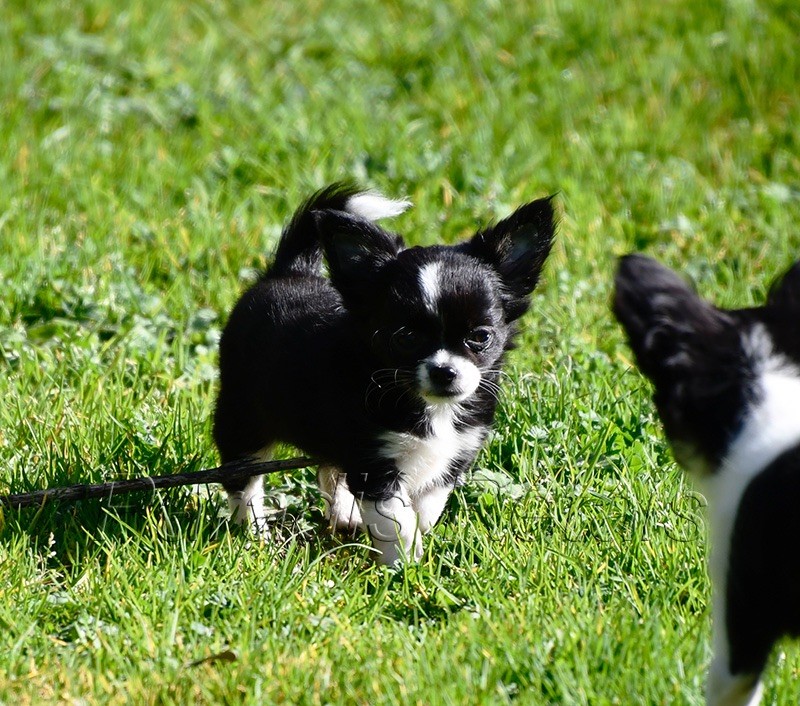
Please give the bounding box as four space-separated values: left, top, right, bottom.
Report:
466 326 493 352
393 328 424 352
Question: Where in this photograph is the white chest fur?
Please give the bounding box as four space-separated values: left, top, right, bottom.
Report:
701 351 800 552
378 405 485 496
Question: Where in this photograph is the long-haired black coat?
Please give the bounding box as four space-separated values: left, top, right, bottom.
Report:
214 183 556 566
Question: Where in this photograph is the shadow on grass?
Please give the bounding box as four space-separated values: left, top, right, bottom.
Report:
0 476 378 575
0 486 227 565
3 468 478 634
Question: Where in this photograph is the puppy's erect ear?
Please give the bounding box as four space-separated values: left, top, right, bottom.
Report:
316 209 404 311
463 196 556 322
613 255 734 382
767 260 800 310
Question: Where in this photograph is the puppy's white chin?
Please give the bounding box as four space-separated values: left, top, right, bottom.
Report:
421 391 471 405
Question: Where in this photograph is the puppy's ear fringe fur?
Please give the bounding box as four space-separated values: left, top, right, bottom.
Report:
767 259 800 309
465 194 558 322
613 254 743 383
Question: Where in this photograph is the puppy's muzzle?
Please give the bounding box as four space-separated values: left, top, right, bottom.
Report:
427 362 458 394
418 352 481 402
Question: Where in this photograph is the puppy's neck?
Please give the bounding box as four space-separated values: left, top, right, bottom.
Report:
721 327 800 479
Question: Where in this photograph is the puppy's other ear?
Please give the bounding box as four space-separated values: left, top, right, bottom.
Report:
464 196 556 321
767 260 800 309
316 209 403 311
613 255 732 382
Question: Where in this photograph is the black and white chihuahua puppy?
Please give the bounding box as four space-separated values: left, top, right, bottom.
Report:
213 183 556 566
614 254 800 706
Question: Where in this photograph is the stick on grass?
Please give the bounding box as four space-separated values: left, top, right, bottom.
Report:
0 457 318 509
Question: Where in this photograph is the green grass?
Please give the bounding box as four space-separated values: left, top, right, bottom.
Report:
1 0 800 703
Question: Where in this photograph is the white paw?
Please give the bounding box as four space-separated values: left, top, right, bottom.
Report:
227 475 270 539
359 493 423 567
318 466 364 534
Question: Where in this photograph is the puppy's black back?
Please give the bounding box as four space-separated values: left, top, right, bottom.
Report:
213 275 358 467
213 184 381 480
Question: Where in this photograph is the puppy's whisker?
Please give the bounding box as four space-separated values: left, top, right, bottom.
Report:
370 368 414 382
479 376 503 391
483 368 511 380
479 379 501 393
477 384 499 397
365 370 417 411
365 374 413 411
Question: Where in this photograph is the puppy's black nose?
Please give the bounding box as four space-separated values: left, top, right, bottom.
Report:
428 363 457 387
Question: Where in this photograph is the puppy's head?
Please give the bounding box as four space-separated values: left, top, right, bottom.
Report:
613 254 800 472
317 196 556 405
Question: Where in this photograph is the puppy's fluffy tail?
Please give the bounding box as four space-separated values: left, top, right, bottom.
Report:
268 182 411 278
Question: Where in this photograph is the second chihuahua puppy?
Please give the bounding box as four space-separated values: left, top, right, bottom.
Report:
214 183 555 565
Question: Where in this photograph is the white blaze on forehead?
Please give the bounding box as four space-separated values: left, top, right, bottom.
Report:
430 349 450 366
418 262 442 313
345 192 412 221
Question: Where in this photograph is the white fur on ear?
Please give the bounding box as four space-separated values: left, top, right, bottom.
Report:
345 192 412 221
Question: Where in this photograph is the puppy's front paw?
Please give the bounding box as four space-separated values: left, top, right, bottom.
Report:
359 492 422 567
327 507 364 535
322 488 364 535
371 535 423 567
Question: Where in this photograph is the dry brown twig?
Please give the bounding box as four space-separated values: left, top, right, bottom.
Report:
0 457 317 509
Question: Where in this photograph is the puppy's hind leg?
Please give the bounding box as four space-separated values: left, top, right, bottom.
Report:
317 465 363 535
706 658 763 706
223 446 274 538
